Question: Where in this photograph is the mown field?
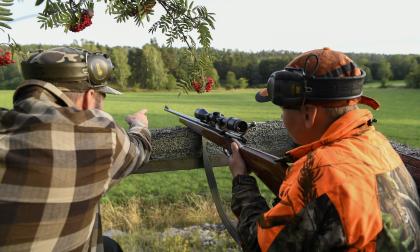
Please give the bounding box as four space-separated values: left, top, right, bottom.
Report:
1 84 419 251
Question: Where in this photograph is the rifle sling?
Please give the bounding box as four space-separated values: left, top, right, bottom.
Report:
202 137 242 246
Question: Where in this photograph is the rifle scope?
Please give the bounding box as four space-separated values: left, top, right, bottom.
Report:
194 109 249 134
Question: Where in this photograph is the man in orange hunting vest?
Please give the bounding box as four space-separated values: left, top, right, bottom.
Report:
228 48 420 251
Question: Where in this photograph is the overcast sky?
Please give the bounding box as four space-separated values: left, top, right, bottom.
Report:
6 0 420 54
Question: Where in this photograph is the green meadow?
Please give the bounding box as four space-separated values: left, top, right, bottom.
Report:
1 84 419 250
1 84 419 203
1 84 419 147
102 85 420 207
1 85 419 202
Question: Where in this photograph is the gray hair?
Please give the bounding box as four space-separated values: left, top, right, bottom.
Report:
62 91 85 104
324 105 358 121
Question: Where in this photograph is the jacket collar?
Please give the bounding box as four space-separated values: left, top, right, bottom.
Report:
13 79 75 108
287 109 374 159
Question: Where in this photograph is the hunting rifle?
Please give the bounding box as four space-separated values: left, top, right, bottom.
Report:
165 105 290 244
164 106 420 245
165 106 420 194
164 106 289 195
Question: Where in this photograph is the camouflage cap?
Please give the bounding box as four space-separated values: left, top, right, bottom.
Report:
286 47 361 78
21 47 121 95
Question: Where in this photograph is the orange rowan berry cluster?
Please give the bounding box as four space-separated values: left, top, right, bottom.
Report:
205 77 214 92
0 50 15 66
192 80 201 92
191 77 215 93
70 10 93 32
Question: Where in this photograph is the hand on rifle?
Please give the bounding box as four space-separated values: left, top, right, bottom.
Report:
228 140 249 177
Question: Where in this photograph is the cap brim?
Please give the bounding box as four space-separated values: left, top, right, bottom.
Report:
359 95 380 110
95 85 122 95
255 88 271 103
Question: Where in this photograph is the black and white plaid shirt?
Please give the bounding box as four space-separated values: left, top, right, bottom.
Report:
0 81 151 251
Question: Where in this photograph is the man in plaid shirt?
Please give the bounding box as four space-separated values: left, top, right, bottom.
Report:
0 47 152 251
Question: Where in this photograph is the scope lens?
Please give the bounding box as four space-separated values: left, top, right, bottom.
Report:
225 117 248 133
236 121 248 133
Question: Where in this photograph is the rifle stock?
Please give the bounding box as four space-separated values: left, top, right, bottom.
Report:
167 107 287 195
239 145 286 195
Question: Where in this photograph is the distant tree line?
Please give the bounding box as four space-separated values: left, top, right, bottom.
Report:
1 40 420 90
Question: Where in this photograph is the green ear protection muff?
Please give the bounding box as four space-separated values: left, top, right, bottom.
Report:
86 53 113 85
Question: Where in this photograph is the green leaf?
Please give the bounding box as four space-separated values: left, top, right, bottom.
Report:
0 16 13 21
0 10 11 16
37 15 47 21
0 21 11 29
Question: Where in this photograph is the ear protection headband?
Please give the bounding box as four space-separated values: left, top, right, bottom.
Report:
266 67 366 108
21 50 114 86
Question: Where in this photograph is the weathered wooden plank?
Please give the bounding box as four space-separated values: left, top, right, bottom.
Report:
135 121 295 173
395 142 420 195
134 121 420 184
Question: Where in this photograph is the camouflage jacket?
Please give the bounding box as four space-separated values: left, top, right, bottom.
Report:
231 109 420 252
0 81 151 251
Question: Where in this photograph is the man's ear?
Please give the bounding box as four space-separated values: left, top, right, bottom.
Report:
303 104 318 129
82 89 96 110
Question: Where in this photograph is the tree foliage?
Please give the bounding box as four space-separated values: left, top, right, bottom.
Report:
1 43 420 90
33 0 215 50
205 67 220 87
224 70 236 90
0 0 13 30
377 59 393 88
236 77 248 89
127 48 144 87
110 47 131 88
0 63 22 88
388 55 417 80
139 44 168 90
0 0 215 94
258 57 291 81
165 74 177 90
405 64 420 88
0 0 20 57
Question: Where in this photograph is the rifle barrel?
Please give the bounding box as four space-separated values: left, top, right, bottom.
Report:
164 106 197 122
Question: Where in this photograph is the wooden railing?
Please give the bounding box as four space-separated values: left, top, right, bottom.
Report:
136 121 294 173
134 121 420 187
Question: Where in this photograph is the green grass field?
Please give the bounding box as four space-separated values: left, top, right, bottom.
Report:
1 85 419 202
2 84 419 146
105 85 420 207
1 84 420 250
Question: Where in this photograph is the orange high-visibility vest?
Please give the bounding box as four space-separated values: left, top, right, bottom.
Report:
257 109 403 252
